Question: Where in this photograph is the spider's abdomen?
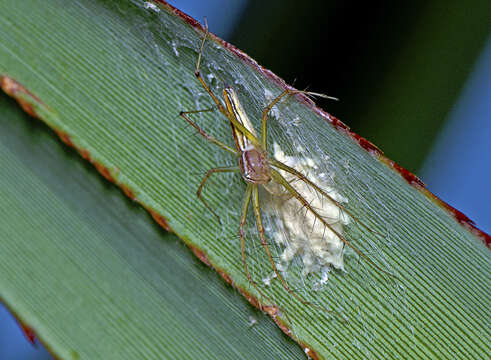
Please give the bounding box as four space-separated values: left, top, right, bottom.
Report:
240 147 271 184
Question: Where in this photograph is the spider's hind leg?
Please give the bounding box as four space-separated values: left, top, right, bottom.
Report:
239 184 285 316
270 159 386 239
251 186 339 315
269 167 397 280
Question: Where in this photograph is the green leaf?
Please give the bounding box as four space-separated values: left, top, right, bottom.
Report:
0 1 489 359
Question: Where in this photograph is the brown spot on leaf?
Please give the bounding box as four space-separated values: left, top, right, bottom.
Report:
189 246 211 266
382 157 426 188
303 346 320 360
1 298 68 360
0 75 45 118
78 148 91 161
18 321 37 345
121 185 136 200
149 209 173 232
94 162 115 183
54 129 74 147
216 268 233 286
425 185 491 246
328 114 350 132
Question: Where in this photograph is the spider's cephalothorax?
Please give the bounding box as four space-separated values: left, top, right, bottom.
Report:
239 146 271 184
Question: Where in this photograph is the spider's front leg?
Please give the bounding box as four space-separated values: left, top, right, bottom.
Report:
179 110 237 154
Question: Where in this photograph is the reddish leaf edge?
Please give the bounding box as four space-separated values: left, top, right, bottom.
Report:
0 297 71 360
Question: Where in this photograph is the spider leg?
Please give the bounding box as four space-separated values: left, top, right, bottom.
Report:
260 89 291 150
197 166 240 224
252 186 339 315
194 23 260 148
194 21 230 119
179 111 237 155
261 89 338 150
270 168 397 279
239 184 283 313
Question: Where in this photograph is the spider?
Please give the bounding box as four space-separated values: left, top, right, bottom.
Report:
179 25 391 312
